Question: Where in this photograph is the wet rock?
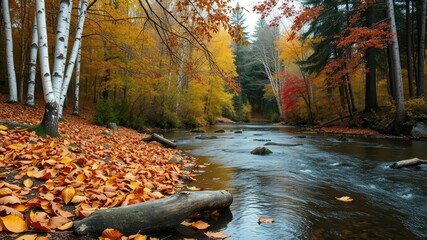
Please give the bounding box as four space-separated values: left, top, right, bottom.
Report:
234 130 243 134
190 129 205 133
107 122 118 131
296 135 306 138
195 135 218 140
250 147 273 155
254 139 271 142
215 129 226 133
265 142 302 147
168 157 183 164
337 136 348 141
411 122 427 139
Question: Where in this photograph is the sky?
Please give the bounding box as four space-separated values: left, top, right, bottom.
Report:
231 0 262 36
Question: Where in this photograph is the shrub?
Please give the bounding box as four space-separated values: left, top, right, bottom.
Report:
93 101 118 126
405 98 427 126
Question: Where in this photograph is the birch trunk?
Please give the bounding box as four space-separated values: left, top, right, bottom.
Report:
36 0 60 137
386 0 405 127
59 0 88 118
26 14 38 107
72 44 81 115
2 0 18 102
52 0 71 101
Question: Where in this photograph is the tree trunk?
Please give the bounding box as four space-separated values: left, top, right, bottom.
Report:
73 44 81 115
365 6 379 112
59 0 88 118
73 190 233 237
417 0 426 97
2 0 18 103
142 133 177 149
26 14 38 107
386 0 405 127
40 101 60 137
52 0 72 101
406 0 415 98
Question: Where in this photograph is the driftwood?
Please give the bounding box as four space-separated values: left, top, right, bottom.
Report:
389 158 427 169
142 133 176 149
74 190 233 237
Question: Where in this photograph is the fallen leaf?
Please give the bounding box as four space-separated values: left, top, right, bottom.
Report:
191 220 210 230
0 125 8 130
0 187 13 196
102 228 123 240
61 186 76 204
15 234 37 240
180 220 193 227
1 215 28 233
0 205 24 218
48 216 70 229
335 196 353 202
57 221 73 230
128 234 147 240
23 178 34 188
187 186 200 191
204 231 229 239
0 195 21 205
258 216 275 223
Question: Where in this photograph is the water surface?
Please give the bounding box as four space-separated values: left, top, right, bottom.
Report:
164 124 427 239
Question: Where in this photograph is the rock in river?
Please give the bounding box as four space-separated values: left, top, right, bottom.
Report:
251 147 273 155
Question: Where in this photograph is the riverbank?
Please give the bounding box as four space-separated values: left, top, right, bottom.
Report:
0 96 198 239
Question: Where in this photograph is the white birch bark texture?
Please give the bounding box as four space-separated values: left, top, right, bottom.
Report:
73 44 82 115
26 14 38 107
59 0 88 117
36 0 56 104
386 0 405 124
52 0 71 101
2 0 18 102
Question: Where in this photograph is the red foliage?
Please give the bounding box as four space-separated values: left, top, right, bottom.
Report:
279 72 309 116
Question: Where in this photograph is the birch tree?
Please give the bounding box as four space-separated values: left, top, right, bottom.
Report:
26 14 38 107
386 0 405 128
2 0 18 103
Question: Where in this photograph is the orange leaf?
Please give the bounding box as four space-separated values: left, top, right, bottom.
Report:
1 215 28 233
0 195 21 205
48 216 70 229
0 205 24 218
57 221 73 230
191 220 210 230
51 202 74 218
258 216 275 223
101 228 123 240
61 186 76 204
16 234 37 240
204 231 229 239
0 187 13 196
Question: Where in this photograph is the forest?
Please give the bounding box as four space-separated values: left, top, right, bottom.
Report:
0 0 426 135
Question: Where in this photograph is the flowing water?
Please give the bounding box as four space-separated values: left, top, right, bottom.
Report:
163 124 427 240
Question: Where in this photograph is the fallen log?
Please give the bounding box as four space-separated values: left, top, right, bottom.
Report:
73 190 233 237
389 158 427 169
142 133 176 149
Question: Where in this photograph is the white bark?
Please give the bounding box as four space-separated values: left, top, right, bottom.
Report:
59 0 88 118
26 14 38 107
2 0 18 102
36 0 56 104
52 0 72 101
73 44 82 115
386 0 405 124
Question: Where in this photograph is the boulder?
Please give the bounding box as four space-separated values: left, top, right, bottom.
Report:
195 135 218 140
411 122 427 139
250 147 272 155
215 129 226 133
107 122 118 131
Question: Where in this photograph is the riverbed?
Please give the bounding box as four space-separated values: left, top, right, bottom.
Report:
164 124 427 239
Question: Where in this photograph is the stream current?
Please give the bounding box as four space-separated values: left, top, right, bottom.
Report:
163 124 427 239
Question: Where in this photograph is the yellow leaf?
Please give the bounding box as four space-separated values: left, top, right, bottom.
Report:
71 195 87 203
335 196 353 202
0 187 13 196
180 221 193 227
61 156 73 165
0 125 8 130
57 221 73 230
23 179 33 188
6 144 22 150
61 186 76 204
76 173 86 182
1 215 28 233
191 220 210 230
187 186 200 191
50 141 55 148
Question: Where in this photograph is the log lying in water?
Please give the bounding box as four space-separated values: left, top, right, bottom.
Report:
73 190 233 237
142 133 176 149
389 158 427 169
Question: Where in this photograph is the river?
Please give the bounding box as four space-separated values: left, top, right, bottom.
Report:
163 124 427 240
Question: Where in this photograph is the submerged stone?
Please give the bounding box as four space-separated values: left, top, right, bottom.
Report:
251 147 273 155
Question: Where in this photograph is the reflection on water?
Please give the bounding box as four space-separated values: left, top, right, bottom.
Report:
163 124 427 239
